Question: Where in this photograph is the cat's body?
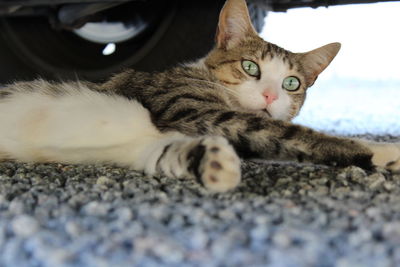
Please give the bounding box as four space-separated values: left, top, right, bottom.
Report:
0 0 399 192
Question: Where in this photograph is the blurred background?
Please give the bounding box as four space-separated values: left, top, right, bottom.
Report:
261 2 400 135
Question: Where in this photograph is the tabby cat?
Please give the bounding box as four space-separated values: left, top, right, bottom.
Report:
0 0 399 192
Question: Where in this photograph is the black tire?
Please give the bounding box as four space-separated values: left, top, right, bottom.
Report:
0 0 226 83
0 0 266 84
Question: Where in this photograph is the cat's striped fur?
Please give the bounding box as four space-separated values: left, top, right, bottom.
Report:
0 0 399 192
100 68 373 168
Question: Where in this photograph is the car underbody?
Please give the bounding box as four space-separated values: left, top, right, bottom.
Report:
0 0 396 83
0 0 396 26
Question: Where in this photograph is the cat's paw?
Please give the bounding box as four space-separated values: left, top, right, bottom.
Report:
368 142 400 172
200 137 241 192
386 158 400 173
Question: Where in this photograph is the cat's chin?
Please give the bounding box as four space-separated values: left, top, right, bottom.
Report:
243 106 289 121
247 108 275 119
263 109 273 118
265 107 291 121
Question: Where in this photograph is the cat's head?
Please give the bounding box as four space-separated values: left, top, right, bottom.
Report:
204 0 340 120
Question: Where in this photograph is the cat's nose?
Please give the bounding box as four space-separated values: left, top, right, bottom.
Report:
263 91 278 105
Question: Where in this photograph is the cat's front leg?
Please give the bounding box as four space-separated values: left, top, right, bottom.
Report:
158 108 375 169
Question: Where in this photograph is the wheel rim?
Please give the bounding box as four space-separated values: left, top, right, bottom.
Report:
73 10 149 45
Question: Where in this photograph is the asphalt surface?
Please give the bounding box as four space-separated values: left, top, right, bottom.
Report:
1 135 400 266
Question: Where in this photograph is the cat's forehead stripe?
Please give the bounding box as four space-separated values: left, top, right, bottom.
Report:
261 43 286 60
259 43 294 70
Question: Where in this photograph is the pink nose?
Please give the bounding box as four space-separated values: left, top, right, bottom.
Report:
263 91 278 105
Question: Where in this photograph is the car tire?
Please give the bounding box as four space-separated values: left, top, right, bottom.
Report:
0 0 265 84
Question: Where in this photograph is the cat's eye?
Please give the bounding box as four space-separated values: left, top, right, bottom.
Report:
241 60 260 77
282 76 300 91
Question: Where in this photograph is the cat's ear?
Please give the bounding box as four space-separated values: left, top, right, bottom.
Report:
216 0 257 50
297 43 341 86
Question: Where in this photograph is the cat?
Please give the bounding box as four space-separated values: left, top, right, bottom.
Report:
0 0 399 192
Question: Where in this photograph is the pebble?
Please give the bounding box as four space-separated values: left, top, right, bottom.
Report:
0 194 7 207
0 157 399 266
272 231 292 248
334 187 351 194
11 215 40 237
65 221 82 237
82 201 109 216
366 173 386 190
96 176 115 186
315 186 329 195
8 200 25 215
382 222 400 241
250 226 269 242
347 166 367 180
115 207 133 221
189 229 209 250
46 248 74 266
383 181 395 191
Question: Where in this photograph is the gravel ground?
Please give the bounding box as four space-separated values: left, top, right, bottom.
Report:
0 135 400 267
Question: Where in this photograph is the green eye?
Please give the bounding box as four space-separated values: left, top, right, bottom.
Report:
241 60 260 77
282 76 300 91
